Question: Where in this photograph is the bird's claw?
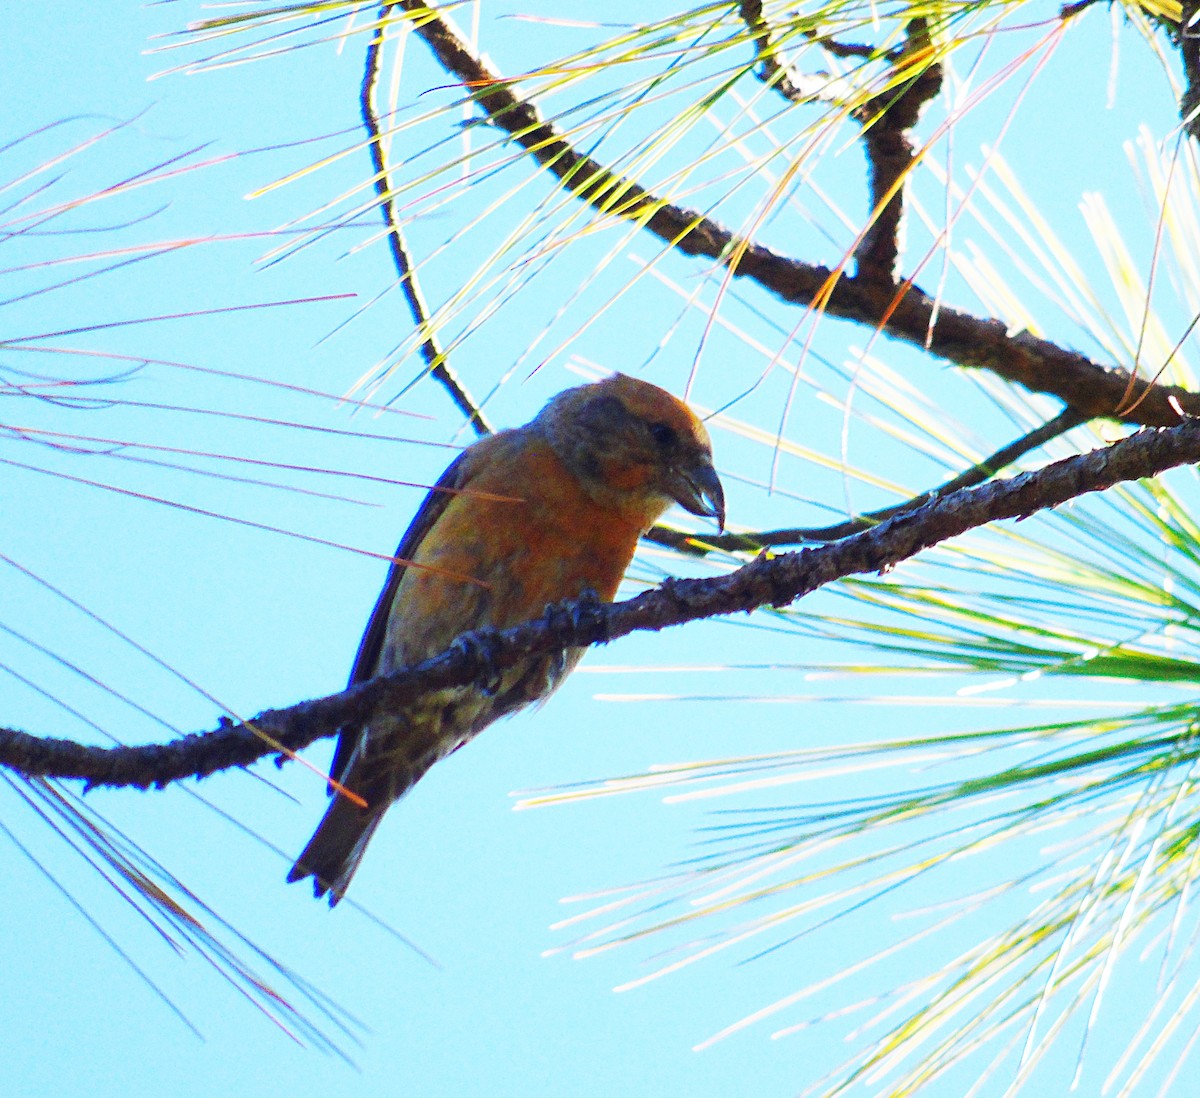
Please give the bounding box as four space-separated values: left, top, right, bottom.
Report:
576 587 609 638
451 627 504 697
547 587 609 642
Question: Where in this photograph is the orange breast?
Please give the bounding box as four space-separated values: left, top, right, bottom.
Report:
383 438 646 669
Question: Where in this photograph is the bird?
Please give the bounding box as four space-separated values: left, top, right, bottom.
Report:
287 373 725 904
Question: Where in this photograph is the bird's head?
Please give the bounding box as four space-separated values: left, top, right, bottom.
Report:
539 374 725 532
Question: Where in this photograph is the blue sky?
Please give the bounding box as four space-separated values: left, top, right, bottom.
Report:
2 3 1196 1096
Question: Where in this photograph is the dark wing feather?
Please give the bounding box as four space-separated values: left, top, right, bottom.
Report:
330 450 471 788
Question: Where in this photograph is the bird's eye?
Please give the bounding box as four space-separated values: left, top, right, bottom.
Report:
648 421 677 448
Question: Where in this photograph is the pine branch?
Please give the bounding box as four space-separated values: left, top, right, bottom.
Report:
852 17 943 283
395 0 1197 427
6 415 1200 790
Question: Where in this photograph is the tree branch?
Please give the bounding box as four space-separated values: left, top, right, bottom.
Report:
395 1 1196 427
363 6 491 436
852 18 943 283
7 415 1200 790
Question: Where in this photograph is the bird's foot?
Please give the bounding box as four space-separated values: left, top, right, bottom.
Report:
545 587 609 643
451 626 504 696
573 587 610 641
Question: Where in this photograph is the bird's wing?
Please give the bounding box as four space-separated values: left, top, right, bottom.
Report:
330 449 471 787
347 449 472 687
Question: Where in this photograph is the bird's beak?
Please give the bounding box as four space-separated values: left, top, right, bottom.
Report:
669 458 726 532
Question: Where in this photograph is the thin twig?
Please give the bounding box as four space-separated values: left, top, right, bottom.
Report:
647 405 1088 552
393 1 1197 426
6 414 1200 790
738 0 882 107
1178 2 1200 145
738 0 808 103
1059 0 1103 17
805 29 879 61
362 7 491 436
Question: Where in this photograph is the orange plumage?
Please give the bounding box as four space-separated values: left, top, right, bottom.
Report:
288 374 724 904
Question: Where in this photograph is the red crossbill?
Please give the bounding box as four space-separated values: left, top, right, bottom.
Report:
288 374 724 904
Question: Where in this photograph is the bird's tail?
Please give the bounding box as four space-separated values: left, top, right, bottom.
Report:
287 793 384 906
288 726 452 905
